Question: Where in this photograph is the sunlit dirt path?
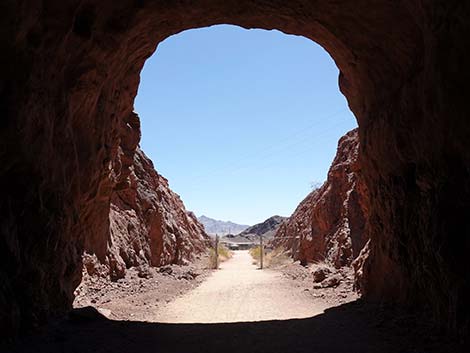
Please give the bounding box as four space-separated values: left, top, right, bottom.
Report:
154 250 328 323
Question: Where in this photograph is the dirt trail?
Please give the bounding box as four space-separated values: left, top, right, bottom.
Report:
154 250 328 323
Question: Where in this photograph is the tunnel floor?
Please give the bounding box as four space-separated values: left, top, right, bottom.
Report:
3 300 465 353
4 251 466 352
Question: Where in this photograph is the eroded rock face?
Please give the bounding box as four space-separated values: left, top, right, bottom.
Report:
1 0 469 339
273 129 368 268
84 148 209 281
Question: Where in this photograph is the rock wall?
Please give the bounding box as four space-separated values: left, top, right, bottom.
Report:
1 0 469 339
83 147 209 281
273 129 368 268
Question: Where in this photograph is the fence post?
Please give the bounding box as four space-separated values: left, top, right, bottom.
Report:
260 234 264 269
215 234 219 269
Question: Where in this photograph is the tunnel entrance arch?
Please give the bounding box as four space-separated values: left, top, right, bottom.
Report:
135 24 358 227
2 0 469 339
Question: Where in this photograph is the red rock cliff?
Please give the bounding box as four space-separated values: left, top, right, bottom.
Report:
273 129 368 268
83 147 209 280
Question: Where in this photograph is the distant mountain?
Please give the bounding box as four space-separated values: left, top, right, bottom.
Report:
197 215 250 236
239 215 288 240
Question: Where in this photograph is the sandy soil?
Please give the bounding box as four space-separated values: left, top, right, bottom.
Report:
155 250 331 323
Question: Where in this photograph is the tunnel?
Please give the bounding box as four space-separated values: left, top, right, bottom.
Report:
1 0 469 342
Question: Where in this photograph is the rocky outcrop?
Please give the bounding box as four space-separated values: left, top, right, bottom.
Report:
273 129 368 268
240 215 287 239
83 148 209 281
1 0 469 339
222 215 287 245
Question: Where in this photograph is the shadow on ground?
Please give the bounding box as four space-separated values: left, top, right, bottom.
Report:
4 300 465 353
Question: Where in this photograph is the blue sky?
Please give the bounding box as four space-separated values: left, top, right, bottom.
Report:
135 25 357 225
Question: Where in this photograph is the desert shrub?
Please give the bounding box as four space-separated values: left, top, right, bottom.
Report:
249 246 290 268
310 259 336 282
217 244 232 260
208 243 232 269
249 245 262 265
265 246 290 268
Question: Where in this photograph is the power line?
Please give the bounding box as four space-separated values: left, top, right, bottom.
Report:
186 117 355 191
177 109 346 182
186 112 355 189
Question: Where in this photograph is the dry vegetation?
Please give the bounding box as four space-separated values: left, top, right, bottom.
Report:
249 246 291 268
208 243 232 269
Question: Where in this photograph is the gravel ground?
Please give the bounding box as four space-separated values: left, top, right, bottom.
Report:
73 254 213 321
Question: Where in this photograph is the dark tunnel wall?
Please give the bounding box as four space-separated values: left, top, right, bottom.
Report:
0 0 469 338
